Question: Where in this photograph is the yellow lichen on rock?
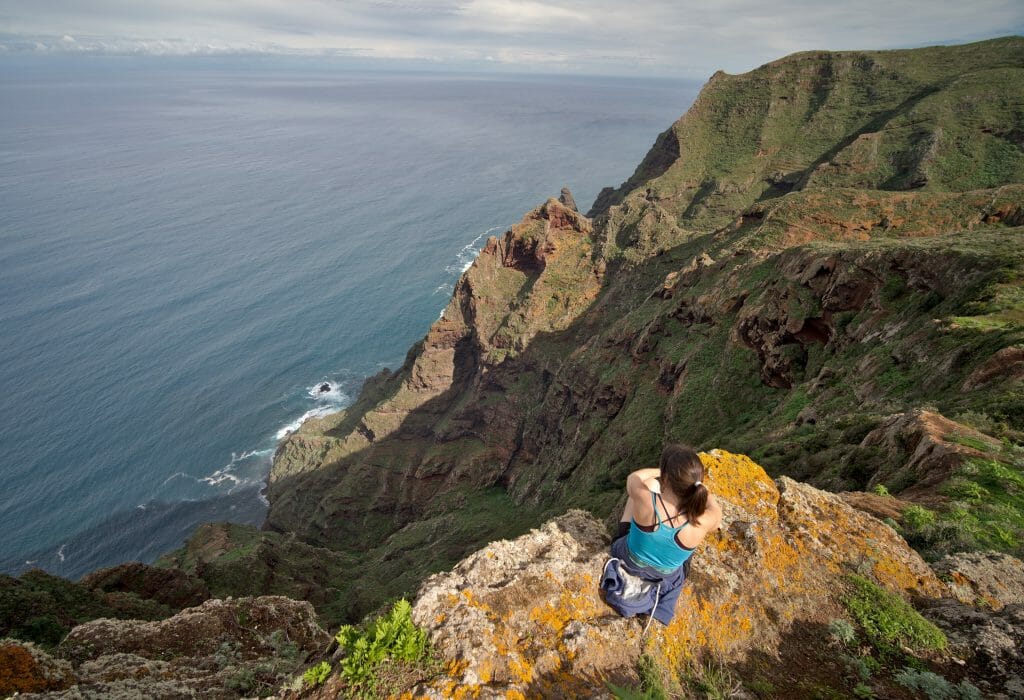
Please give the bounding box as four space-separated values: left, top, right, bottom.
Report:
410 451 947 697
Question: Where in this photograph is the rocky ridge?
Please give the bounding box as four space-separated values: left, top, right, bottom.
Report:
409 450 947 698
1 597 329 699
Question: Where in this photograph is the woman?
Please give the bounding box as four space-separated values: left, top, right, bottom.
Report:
602 444 722 627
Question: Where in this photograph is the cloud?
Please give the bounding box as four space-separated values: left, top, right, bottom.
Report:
2 0 1022 75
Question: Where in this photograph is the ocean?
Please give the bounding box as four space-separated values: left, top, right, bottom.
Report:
0 56 699 579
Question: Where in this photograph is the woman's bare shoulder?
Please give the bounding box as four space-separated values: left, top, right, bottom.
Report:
704 493 724 528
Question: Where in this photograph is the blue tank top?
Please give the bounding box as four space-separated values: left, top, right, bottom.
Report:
626 492 695 573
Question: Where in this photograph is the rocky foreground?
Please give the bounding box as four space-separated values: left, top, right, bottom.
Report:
4 451 1023 698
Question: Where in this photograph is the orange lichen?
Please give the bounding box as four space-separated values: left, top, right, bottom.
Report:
0 644 63 695
699 450 779 519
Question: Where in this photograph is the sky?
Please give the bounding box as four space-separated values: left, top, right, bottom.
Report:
2 0 1023 76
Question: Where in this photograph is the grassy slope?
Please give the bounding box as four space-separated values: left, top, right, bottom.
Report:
180 38 1024 623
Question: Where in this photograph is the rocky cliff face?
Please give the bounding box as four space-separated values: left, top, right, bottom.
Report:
242 38 1024 623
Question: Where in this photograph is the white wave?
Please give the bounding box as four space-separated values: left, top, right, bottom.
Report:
274 405 337 440
136 504 146 510
273 379 352 440
199 467 242 487
161 471 191 486
306 380 349 404
198 448 274 492
56 544 67 562
443 225 503 278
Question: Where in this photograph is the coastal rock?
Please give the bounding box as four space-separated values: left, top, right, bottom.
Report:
558 186 578 212
932 551 1024 610
46 596 329 698
60 596 328 663
0 639 75 696
265 195 599 558
410 451 945 697
81 561 210 610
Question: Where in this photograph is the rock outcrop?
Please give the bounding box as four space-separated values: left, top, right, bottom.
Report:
857 410 1001 499
0 639 75 697
12 596 330 699
924 597 1024 698
924 549 1024 697
933 551 1024 610
410 451 945 697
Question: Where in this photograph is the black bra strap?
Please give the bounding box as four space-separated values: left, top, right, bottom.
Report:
657 493 683 527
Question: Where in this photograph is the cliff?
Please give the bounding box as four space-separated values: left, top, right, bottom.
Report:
5 36 1024 699
248 37 1024 622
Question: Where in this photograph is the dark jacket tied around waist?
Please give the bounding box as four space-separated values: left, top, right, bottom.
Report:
600 535 687 626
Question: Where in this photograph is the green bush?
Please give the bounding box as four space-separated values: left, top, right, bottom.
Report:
902 505 936 530
303 661 332 688
872 484 891 497
841 652 880 682
853 682 875 699
335 599 431 691
843 575 947 657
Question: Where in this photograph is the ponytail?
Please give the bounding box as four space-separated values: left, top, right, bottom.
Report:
659 444 708 525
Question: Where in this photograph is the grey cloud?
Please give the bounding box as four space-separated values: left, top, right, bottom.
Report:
2 0 1022 75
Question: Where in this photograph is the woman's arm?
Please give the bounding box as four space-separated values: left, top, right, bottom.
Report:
625 467 660 525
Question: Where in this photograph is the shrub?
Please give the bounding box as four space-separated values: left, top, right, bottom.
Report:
635 653 668 700
828 619 857 647
303 661 332 688
841 653 880 682
853 683 875 699
683 658 740 700
872 484 891 497
843 575 946 657
335 599 432 692
902 505 936 530
894 668 982 700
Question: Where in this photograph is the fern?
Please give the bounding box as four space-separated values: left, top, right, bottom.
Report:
302 661 332 688
335 599 431 689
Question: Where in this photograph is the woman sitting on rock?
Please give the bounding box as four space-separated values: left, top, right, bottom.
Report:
601 444 722 628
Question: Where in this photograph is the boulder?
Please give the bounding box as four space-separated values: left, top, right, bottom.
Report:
923 599 1024 698
39 596 330 698
933 551 1024 610
0 639 75 696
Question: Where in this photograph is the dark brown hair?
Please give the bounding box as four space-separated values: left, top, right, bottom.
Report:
659 444 708 525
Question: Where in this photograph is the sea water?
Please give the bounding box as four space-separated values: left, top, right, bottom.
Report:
0 56 699 578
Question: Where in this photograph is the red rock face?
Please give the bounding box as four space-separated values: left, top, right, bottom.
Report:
264 196 600 552
963 346 1024 391
859 410 1000 501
